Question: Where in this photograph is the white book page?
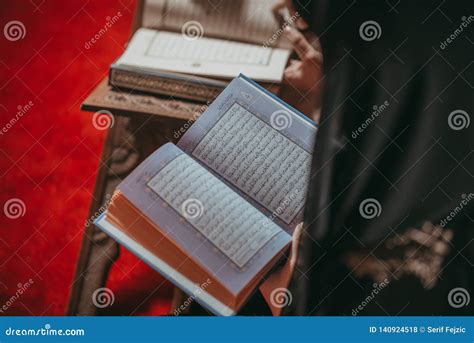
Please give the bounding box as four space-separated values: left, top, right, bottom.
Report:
116 29 290 82
192 103 312 225
147 153 283 268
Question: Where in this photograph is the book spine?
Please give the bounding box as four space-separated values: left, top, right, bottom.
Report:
110 69 222 103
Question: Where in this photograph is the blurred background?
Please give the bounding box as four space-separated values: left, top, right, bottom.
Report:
0 0 173 316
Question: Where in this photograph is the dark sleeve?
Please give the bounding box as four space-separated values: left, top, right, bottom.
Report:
287 0 473 315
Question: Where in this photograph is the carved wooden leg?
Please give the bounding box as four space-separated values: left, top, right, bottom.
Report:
67 114 191 315
67 117 128 315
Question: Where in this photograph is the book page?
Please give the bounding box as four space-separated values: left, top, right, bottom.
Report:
115 29 290 82
147 153 282 268
117 143 292 295
192 103 311 225
148 32 272 66
178 75 317 230
142 0 283 46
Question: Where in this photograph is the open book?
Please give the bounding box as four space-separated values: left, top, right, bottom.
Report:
109 0 292 102
95 75 317 315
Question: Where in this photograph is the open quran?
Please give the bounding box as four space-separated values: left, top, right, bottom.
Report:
109 0 291 102
94 75 317 315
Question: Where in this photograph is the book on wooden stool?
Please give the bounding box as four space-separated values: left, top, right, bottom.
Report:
110 0 293 102
94 75 317 315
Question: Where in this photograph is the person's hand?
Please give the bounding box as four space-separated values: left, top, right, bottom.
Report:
283 26 323 95
259 222 303 316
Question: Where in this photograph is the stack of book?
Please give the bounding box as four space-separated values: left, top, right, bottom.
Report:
108 0 292 102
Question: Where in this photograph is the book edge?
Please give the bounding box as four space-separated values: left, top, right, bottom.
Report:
94 213 236 316
110 63 229 88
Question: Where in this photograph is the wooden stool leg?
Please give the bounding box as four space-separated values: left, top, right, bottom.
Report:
67 117 134 315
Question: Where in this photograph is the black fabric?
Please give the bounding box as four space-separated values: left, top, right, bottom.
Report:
286 0 473 315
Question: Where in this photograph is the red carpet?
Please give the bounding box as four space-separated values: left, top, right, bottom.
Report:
0 0 172 315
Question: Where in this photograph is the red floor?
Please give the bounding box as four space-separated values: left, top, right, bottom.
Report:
0 0 172 315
